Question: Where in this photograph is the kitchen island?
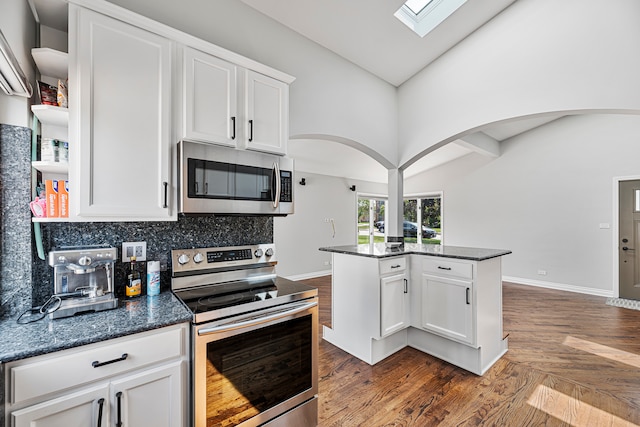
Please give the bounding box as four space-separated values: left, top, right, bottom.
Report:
319 243 511 375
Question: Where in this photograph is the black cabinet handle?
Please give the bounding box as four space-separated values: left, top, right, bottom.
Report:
231 116 236 140
437 266 452 271
404 278 408 294
116 391 123 427
248 119 253 142
466 288 470 305
97 398 105 427
92 353 128 368
391 265 401 269
162 182 168 208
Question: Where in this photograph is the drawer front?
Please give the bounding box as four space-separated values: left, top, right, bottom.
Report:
423 258 473 280
379 257 407 275
9 324 185 405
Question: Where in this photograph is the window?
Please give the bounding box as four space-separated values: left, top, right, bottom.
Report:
394 0 467 38
404 194 442 244
358 196 386 244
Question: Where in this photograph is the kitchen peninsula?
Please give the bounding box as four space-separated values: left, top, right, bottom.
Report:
319 243 511 375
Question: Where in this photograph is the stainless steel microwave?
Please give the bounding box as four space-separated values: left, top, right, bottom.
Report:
178 140 294 215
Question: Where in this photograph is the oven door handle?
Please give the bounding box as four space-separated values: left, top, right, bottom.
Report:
197 301 317 336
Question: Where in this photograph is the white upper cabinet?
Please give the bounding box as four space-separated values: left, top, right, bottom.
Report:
181 47 290 155
70 6 174 220
182 47 238 147
245 70 289 155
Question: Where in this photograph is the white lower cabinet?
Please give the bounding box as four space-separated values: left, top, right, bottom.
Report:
421 274 474 346
324 251 507 375
380 258 409 338
322 254 409 365
11 385 108 427
6 324 188 427
109 361 183 427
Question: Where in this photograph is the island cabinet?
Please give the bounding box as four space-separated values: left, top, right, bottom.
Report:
5 324 188 427
322 254 410 365
408 255 507 375
320 244 510 375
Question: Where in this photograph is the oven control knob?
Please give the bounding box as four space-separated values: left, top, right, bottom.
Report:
79 256 92 266
265 248 274 257
193 253 204 263
254 249 264 258
178 254 190 265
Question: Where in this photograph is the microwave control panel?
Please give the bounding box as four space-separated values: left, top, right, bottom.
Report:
280 171 293 202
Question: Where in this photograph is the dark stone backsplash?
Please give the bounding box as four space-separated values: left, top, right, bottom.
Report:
0 122 273 314
0 124 33 317
32 216 272 306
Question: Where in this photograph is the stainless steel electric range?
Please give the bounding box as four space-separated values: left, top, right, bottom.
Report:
171 243 318 427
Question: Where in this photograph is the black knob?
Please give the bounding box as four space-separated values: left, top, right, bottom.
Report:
622 238 629 243
623 247 629 251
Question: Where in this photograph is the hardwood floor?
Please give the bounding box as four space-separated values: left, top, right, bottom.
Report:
300 276 640 426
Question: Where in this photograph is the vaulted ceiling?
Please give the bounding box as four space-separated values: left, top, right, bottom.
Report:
31 0 564 183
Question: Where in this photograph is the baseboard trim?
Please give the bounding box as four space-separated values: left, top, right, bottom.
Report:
502 276 613 298
284 270 332 281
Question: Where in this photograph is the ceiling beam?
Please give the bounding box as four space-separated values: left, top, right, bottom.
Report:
455 132 500 158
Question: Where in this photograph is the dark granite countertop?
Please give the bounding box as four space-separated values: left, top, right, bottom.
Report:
0 291 192 363
319 243 512 261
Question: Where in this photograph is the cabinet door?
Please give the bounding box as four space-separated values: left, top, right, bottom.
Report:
380 272 409 337
245 70 288 155
110 361 184 427
421 274 474 345
73 7 172 220
182 47 237 146
11 384 109 427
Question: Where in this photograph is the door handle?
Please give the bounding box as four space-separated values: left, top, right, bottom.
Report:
162 182 168 208
622 246 635 251
248 119 253 142
466 288 470 305
116 391 123 427
230 116 236 140
96 398 105 427
404 278 408 294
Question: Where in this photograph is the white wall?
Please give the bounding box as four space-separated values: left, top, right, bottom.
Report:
398 0 640 167
104 0 399 166
0 0 36 127
274 171 386 279
406 114 640 296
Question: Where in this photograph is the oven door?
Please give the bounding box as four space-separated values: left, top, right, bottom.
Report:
193 299 318 427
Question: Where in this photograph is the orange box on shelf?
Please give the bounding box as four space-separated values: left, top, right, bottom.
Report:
59 180 69 218
45 180 59 218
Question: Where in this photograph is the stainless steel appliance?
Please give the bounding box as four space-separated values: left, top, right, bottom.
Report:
48 246 118 319
171 243 318 427
178 140 294 216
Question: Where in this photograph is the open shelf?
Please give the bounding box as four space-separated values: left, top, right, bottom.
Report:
31 161 69 174
31 48 68 79
31 104 69 127
32 217 70 223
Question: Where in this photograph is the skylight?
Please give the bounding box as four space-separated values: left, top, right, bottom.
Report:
395 0 467 38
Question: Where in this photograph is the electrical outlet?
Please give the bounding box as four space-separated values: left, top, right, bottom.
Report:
537 269 547 276
122 241 147 262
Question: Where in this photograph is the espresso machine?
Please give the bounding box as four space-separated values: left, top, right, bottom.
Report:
48 246 118 319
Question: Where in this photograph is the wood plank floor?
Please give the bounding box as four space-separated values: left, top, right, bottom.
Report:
300 276 640 426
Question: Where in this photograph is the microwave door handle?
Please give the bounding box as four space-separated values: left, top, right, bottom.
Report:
272 162 281 208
